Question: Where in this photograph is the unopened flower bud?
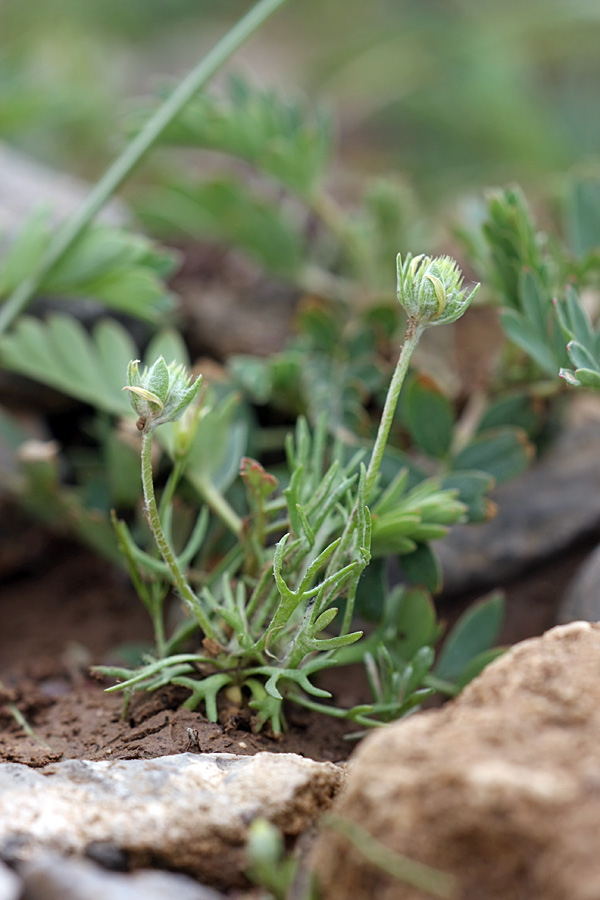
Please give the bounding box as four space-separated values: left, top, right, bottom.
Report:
124 357 202 432
396 252 479 327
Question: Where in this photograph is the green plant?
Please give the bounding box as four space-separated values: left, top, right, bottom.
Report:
95 253 486 733
0 0 522 739
465 179 600 383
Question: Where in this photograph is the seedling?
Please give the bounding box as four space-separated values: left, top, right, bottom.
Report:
97 254 482 732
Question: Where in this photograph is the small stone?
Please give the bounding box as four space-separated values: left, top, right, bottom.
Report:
20 855 224 900
0 752 343 888
312 622 600 900
557 541 600 624
436 409 600 595
0 141 124 239
0 861 20 900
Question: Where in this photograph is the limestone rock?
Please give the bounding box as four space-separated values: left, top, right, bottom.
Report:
436 411 600 595
0 751 343 889
0 861 20 900
557 541 600 625
20 855 224 900
313 622 600 900
0 141 124 240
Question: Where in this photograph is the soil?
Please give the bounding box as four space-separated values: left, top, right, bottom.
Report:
0 521 364 767
0 500 590 769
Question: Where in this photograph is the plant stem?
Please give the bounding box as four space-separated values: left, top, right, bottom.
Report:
365 317 423 499
0 0 291 337
323 318 424 630
141 430 214 639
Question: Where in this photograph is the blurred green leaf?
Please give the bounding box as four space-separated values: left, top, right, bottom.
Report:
500 309 559 377
566 177 600 260
399 542 442 595
0 314 135 415
138 177 303 277
140 73 331 199
452 426 533 485
435 592 504 682
452 646 506 691
0 215 176 321
354 557 387 622
477 391 540 438
403 375 454 459
394 586 439 661
440 470 495 523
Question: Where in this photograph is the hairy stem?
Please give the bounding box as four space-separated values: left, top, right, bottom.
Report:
0 0 291 337
324 317 424 630
365 317 424 498
141 430 214 639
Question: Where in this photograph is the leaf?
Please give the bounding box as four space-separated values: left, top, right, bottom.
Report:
500 308 559 377
159 389 248 494
566 177 600 260
137 178 303 277
145 328 190 368
0 208 50 294
0 314 135 415
518 269 549 339
0 217 177 321
403 374 454 459
354 558 387 622
452 426 533 485
567 340 599 372
452 647 506 690
570 367 600 390
140 73 331 198
399 543 442 594
440 470 495 523
394 587 439 661
434 592 504 682
477 391 540 437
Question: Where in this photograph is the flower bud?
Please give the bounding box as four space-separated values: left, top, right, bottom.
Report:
396 252 479 327
123 357 202 432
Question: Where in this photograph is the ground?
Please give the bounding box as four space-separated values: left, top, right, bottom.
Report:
0 499 589 767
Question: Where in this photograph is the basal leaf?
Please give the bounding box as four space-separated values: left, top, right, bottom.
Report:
452 426 533 485
434 592 504 682
403 374 454 459
399 542 442 594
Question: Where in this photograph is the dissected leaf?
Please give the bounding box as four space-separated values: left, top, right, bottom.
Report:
0 216 176 321
138 73 331 198
138 177 303 277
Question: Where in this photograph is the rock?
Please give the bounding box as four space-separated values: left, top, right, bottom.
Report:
436 406 600 595
0 861 20 900
312 622 600 900
0 751 342 889
0 141 125 240
557 542 600 624
20 855 224 900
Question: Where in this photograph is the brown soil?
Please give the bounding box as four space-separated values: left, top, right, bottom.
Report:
0 507 587 769
0 529 361 767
